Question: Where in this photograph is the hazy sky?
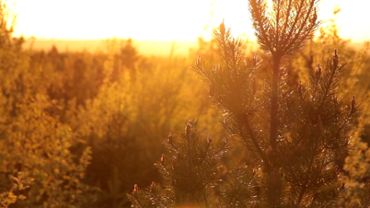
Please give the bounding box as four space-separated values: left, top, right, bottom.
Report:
5 0 370 41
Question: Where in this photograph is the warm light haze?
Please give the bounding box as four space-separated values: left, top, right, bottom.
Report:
0 0 369 207
6 0 370 41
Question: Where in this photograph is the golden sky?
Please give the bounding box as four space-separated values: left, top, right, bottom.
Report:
5 0 370 41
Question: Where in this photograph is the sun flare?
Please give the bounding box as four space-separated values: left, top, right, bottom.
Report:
5 0 370 41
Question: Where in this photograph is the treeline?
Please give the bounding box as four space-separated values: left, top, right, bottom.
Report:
0 0 369 207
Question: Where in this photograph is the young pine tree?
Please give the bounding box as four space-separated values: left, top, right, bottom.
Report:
128 121 228 207
249 0 319 205
195 3 357 207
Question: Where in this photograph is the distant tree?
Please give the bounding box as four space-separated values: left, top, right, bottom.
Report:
111 39 140 81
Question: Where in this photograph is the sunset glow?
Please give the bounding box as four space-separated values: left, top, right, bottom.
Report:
6 0 370 41
0 0 369 206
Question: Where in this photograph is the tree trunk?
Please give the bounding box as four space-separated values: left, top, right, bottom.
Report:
266 55 282 207
270 56 280 150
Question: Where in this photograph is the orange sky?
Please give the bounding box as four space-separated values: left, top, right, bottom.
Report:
5 0 370 41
